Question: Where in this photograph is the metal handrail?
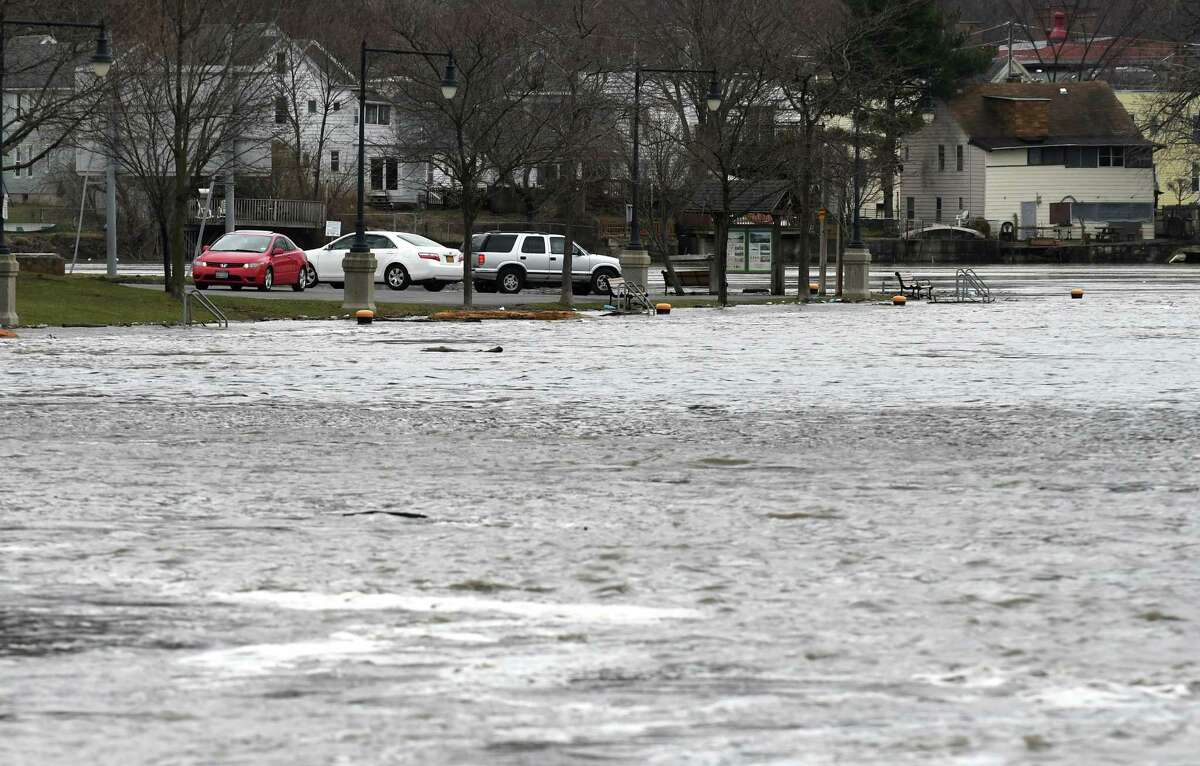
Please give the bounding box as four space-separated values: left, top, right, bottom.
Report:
955 268 994 303
183 288 229 328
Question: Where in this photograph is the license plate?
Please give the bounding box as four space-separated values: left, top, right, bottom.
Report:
215 270 229 279
446 255 454 263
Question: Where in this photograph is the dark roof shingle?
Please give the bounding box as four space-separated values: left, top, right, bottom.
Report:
948 81 1149 149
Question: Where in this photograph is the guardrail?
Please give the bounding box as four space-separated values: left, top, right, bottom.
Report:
191 198 326 229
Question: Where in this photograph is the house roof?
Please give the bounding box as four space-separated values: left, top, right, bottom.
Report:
684 179 792 215
3 34 80 90
946 81 1150 150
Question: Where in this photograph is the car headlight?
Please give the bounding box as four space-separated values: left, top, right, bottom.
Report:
241 261 262 270
193 260 206 267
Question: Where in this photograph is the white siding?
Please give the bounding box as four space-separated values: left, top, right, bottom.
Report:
985 149 1155 238
897 101 985 227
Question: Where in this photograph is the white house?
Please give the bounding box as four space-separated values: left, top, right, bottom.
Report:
899 81 1155 240
3 34 78 206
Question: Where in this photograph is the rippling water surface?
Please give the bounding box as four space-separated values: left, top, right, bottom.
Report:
2 272 1199 764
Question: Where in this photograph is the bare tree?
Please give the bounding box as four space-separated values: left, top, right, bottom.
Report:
92 0 283 296
383 0 552 307
631 0 792 307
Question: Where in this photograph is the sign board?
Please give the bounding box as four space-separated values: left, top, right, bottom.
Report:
325 220 342 238
817 207 827 221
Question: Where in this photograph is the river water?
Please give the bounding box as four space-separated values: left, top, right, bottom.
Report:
2 268 1199 764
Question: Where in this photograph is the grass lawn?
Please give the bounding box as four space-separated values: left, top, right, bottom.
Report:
13 274 486 327
12 274 815 328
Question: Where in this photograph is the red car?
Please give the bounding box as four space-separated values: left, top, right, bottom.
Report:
193 230 307 292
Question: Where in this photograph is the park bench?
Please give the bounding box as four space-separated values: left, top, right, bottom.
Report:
662 255 712 292
607 276 654 314
893 271 932 299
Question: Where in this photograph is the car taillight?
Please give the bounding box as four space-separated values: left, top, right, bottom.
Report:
418 252 440 261
477 253 486 266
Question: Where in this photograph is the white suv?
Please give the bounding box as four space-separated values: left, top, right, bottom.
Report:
471 232 621 295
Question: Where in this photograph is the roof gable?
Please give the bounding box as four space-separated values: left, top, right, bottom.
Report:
946 81 1149 150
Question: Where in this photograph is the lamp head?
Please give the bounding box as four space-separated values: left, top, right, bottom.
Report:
440 53 458 100
705 75 721 113
92 23 114 77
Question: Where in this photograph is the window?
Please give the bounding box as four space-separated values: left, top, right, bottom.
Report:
938 145 945 171
307 99 317 114
332 101 340 111
958 197 964 212
1066 147 1099 168
275 97 287 124
905 196 915 220
1028 147 1066 166
370 158 384 190
481 234 518 253
935 197 943 222
550 237 586 256
366 234 393 250
213 233 272 253
363 103 391 125
396 232 444 248
330 150 340 173
276 237 296 251
1126 147 1153 168
956 144 964 171
903 145 910 162
1099 146 1125 167
327 234 356 250
520 236 546 253
275 51 286 74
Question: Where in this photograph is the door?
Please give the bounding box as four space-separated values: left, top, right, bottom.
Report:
275 236 302 283
367 234 398 282
551 236 591 280
1020 201 1038 240
319 234 356 280
519 234 551 282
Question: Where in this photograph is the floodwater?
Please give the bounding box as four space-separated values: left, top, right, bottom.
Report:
2 267 1199 765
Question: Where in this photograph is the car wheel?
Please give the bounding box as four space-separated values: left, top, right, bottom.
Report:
330 281 344 290
303 263 318 288
572 282 590 296
195 283 208 290
497 267 523 294
473 279 497 294
258 268 274 291
291 268 305 292
423 280 447 292
384 263 410 291
231 285 243 291
591 268 617 294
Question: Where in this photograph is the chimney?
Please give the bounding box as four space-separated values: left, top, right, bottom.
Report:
984 96 1050 141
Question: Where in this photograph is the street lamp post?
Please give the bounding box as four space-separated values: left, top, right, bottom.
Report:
626 65 720 294
842 105 872 300
0 13 112 328
344 39 456 313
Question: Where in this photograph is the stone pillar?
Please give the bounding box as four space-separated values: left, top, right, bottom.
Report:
842 244 872 301
620 248 650 290
0 253 18 328
341 252 377 312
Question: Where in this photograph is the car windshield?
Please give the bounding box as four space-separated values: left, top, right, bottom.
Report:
211 233 271 253
395 232 444 248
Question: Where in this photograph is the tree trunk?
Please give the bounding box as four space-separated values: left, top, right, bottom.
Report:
882 96 896 220
169 171 188 298
461 186 476 308
559 163 576 308
160 219 171 293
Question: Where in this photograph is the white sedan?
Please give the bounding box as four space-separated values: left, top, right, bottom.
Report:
303 231 463 291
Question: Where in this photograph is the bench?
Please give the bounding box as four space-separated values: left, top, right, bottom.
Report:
662 256 712 292
893 271 932 299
